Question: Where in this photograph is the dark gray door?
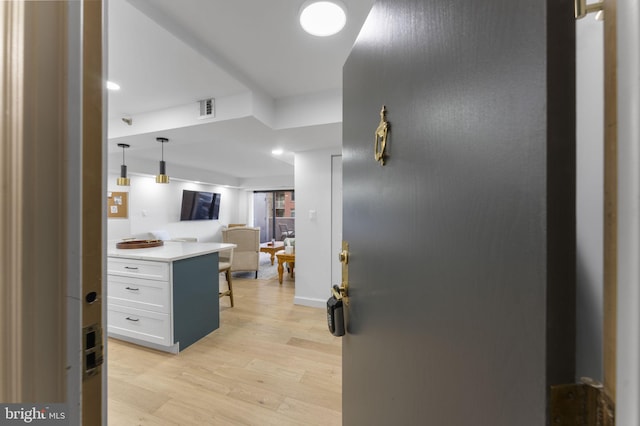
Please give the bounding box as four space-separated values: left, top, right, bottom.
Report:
342 1 575 425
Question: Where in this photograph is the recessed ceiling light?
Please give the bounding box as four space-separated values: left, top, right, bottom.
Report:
299 1 347 37
272 148 284 156
106 81 121 91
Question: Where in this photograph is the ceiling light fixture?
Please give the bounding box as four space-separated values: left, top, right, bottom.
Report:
106 81 121 91
116 143 131 186
272 148 284 156
299 1 347 37
155 137 170 184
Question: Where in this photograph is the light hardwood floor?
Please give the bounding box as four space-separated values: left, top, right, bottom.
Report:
107 276 342 425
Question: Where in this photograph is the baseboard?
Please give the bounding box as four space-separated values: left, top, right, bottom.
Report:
293 296 325 308
107 332 179 354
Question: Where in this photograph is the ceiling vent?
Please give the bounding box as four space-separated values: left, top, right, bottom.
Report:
198 98 215 119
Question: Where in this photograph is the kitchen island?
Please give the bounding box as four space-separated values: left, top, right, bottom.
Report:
107 241 235 353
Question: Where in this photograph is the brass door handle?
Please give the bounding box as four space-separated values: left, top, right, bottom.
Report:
332 284 348 300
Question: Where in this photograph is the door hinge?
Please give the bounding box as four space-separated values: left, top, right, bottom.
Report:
550 378 615 425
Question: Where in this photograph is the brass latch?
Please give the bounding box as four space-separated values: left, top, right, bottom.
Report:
333 241 350 305
550 378 615 425
331 285 347 300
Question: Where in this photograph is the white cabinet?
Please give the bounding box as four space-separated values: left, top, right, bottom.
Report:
108 257 169 281
107 304 172 347
107 257 174 351
108 275 170 313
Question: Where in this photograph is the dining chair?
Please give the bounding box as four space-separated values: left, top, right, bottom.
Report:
218 248 234 307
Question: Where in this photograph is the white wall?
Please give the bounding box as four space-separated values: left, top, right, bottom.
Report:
294 148 341 307
239 174 294 190
576 16 604 380
108 146 337 308
275 89 342 129
107 173 243 242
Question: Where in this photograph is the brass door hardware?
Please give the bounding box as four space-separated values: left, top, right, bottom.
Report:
327 241 350 336
336 241 350 305
331 285 347 300
339 249 349 264
374 106 389 165
575 0 603 19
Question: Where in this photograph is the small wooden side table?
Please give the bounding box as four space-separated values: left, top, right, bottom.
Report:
276 252 295 284
260 242 285 265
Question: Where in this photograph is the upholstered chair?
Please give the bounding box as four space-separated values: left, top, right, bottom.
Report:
221 227 260 278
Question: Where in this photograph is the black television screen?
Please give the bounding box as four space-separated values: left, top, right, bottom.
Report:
180 190 221 221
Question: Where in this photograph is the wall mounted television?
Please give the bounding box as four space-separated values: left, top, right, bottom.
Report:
180 190 221 221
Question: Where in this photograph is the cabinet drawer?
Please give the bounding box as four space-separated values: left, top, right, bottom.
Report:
107 275 170 313
108 257 169 281
108 304 171 346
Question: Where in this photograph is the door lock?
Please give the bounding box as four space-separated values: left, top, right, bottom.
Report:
338 241 349 305
338 249 349 264
327 241 350 337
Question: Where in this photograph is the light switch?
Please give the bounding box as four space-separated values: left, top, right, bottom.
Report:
309 210 317 221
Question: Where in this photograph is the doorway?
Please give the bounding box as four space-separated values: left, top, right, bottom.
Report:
252 190 295 243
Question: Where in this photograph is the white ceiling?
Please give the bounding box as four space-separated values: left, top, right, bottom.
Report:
107 0 375 186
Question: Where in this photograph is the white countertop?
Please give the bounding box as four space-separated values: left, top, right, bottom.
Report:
107 240 236 262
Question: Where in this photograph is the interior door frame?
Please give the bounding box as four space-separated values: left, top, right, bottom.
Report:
82 0 106 424
0 0 69 402
0 2 105 424
602 0 618 410
616 0 640 423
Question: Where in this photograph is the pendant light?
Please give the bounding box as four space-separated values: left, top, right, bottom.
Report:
155 137 170 184
116 143 130 186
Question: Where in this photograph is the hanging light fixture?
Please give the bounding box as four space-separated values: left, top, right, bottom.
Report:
155 137 170 183
116 143 130 186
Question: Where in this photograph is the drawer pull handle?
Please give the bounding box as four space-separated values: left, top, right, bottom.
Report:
125 317 140 322
125 287 140 291
124 266 139 270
